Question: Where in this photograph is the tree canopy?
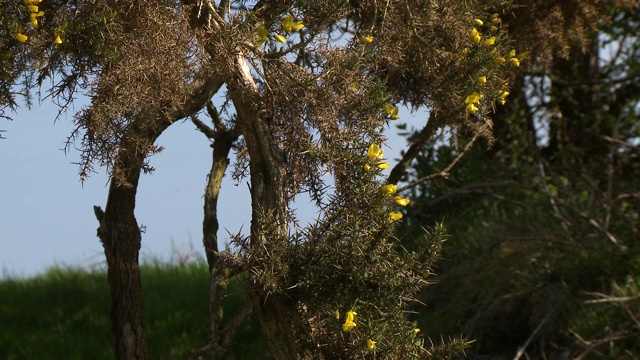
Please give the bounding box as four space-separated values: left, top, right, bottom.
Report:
2 0 638 359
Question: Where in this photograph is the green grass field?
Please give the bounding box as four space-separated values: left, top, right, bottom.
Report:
0 261 263 360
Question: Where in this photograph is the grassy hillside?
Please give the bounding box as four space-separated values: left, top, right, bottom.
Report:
0 261 263 359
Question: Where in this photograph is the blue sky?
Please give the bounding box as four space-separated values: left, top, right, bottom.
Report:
1 99 253 277
1 96 416 278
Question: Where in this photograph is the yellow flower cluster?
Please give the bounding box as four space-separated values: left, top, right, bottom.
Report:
463 13 524 114
13 0 43 42
25 0 44 27
257 15 304 45
337 310 377 351
342 310 357 332
465 92 484 115
384 104 399 120
365 143 389 171
366 144 411 221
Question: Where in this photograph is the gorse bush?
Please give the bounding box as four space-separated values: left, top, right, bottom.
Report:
8 0 619 358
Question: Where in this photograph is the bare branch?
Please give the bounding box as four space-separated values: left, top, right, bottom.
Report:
397 123 488 192
206 100 225 132
169 76 225 121
514 303 560 360
583 292 640 304
387 111 444 185
223 298 256 346
191 116 217 139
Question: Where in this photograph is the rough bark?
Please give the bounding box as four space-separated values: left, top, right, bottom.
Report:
227 53 321 360
203 129 235 341
95 135 152 360
184 112 241 360
94 77 223 360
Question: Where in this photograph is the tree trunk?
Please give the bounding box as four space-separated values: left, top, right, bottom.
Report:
228 53 322 359
95 142 149 360
189 116 238 360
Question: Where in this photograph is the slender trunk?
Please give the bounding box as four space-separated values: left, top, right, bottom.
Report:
95 142 149 360
202 124 237 358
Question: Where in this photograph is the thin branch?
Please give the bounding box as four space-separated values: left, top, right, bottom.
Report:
536 159 574 240
514 303 559 360
397 123 487 192
223 298 257 346
206 100 225 132
191 116 217 138
218 0 230 19
583 292 640 304
169 75 225 121
387 110 443 185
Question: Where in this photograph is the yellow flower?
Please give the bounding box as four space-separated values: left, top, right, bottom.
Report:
384 104 399 120
414 328 421 333
342 321 356 332
497 90 509 105
346 310 357 322
367 143 384 162
257 28 269 43
394 196 410 206
380 184 397 196
466 103 479 114
470 28 481 44
495 56 506 65
474 19 483 26
491 13 501 23
274 34 287 43
364 164 371 171
508 49 516 58
335 310 340 320
367 339 376 350
389 211 403 221
282 16 294 32
509 58 520 67
281 16 303 32
291 20 305 31
477 76 487 84
28 4 38 12
29 10 44 26
465 92 483 105
15 33 28 43
490 25 498 31
362 35 374 43
342 310 357 332
377 162 390 170
482 37 496 47
54 35 62 44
